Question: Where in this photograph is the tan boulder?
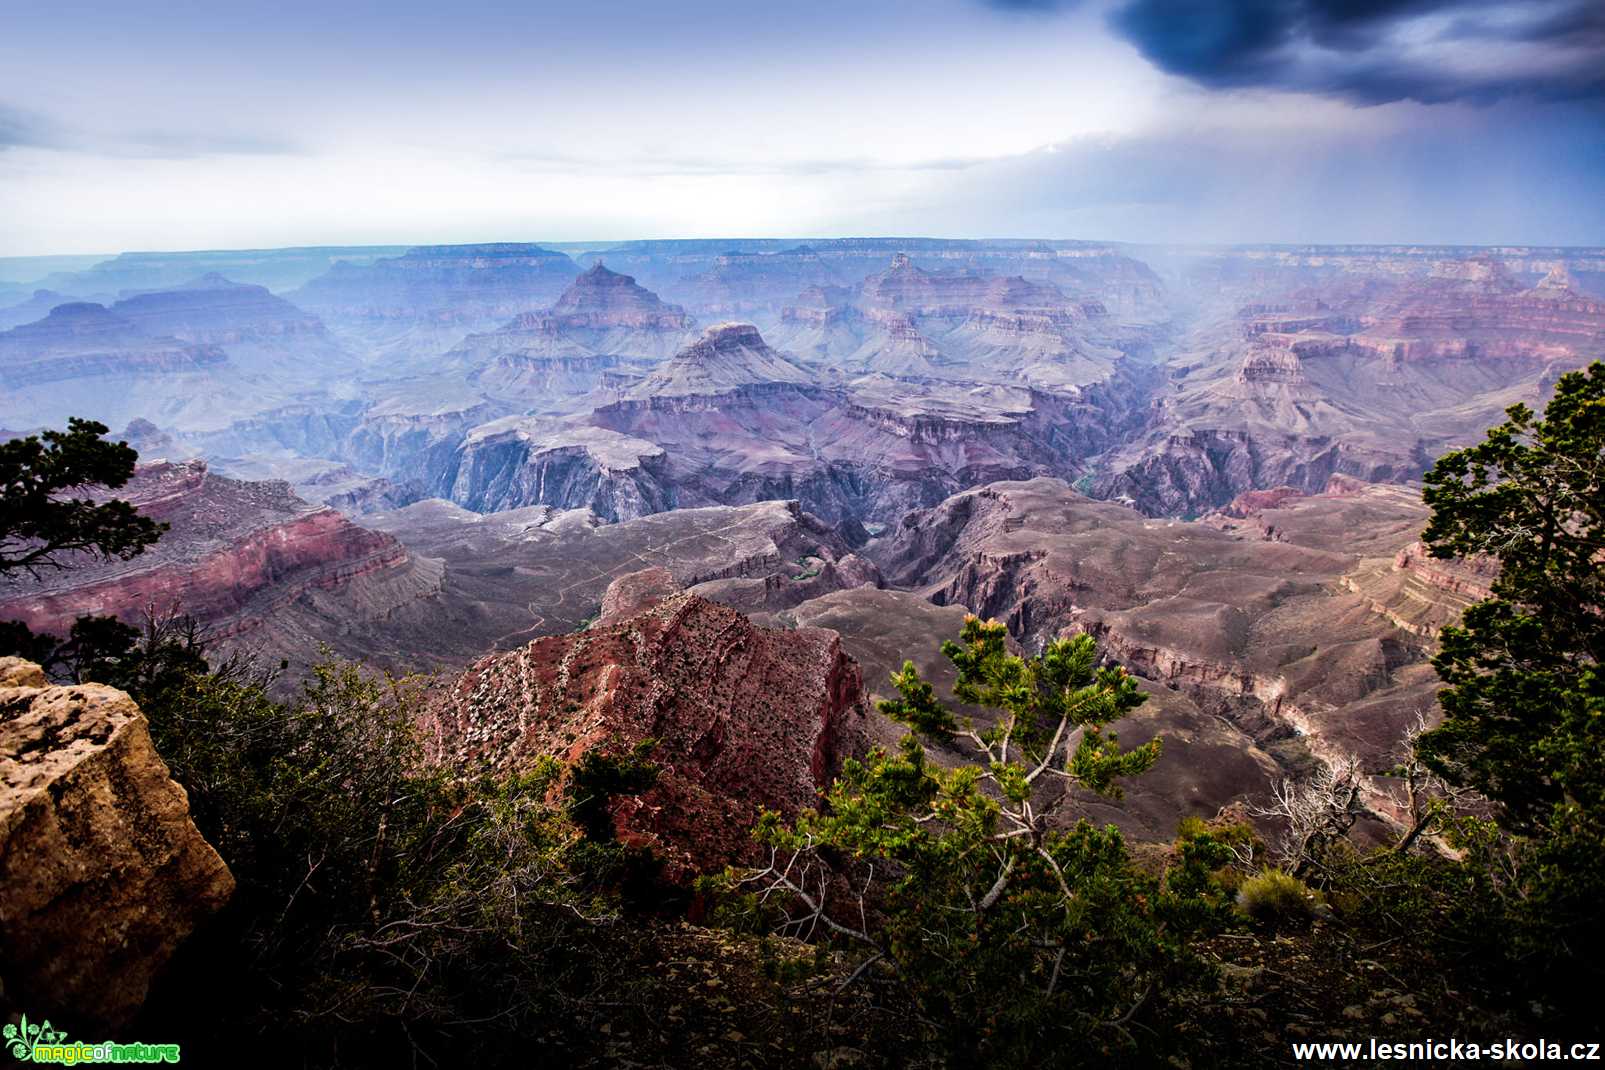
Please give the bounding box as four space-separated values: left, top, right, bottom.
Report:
0 661 234 1030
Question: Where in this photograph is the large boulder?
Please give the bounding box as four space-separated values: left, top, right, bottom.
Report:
0 658 234 1030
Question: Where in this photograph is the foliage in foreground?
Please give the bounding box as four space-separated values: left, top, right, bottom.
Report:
0 418 164 579
1414 361 1605 986
125 650 664 1066
1234 364 1605 1025
714 619 1240 1065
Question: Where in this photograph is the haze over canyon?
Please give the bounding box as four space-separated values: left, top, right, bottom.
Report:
1 234 1596 845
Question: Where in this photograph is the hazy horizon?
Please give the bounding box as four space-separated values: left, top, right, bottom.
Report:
3 0 1602 257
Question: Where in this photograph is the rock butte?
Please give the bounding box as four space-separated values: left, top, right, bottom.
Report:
425 568 870 877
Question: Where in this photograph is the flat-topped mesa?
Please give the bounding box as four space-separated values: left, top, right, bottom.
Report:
1424 256 1522 294
108 273 331 344
682 245 846 314
626 322 814 398
290 242 581 322
5 301 140 344
859 255 1069 318
0 289 79 331
424 569 871 877
0 660 234 1030
0 302 228 387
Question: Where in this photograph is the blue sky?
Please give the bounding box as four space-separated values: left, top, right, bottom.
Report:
0 0 1600 254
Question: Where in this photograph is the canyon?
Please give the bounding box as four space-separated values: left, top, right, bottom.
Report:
4 236 1599 845
0 460 441 675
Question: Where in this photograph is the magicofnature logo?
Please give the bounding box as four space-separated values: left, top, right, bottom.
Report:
4 1014 180 1064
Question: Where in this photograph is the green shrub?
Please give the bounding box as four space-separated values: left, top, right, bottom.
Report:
711 620 1226 1065
1237 868 1320 928
133 657 661 1067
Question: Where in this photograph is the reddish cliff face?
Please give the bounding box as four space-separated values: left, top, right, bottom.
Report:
1341 539 1500 640
1389 540 1497 601
0 460 422 642
425 569 871 876
1356 263 1605 361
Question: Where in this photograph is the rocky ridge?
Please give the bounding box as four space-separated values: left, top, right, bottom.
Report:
868 478 1449 828
425 568 871 876
0 461 438 653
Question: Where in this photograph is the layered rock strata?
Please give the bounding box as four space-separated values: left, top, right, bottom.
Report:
425 570 870 876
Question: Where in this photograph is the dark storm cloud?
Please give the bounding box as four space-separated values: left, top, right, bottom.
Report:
1103 0 1605 104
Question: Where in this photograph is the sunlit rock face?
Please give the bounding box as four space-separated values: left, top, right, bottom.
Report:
423 568 871 878
0 660 235 1031
440 418 675 520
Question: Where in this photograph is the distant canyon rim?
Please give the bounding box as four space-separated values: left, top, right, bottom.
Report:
2 235 1599 844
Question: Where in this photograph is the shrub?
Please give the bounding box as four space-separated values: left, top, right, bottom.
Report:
1237 868 1320 929
713 619 1228 1065
134 656 661 1067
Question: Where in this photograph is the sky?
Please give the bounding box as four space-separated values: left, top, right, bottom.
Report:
0 0 1601 255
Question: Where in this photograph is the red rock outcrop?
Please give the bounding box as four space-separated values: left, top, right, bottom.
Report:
1341 539 1499 639
425 570 871 876
0 460 432 644
1217 486 1306 518
0 659 234 1030
1390 540 1498 601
